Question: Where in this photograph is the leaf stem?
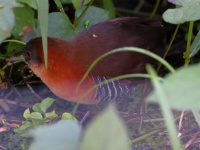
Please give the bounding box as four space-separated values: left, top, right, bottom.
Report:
149 0 161 18
184 21 194 66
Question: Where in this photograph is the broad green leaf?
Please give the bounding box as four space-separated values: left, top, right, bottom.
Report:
80 105 130 150
163 0 200 24
23 108 31 119
29 112 43 120
32 103 43 113
62 112 77 121
29 112 45 127
190 30 200 57
32 119 45 127
0 0 21 43
12 6 34 38
72 0 90 10
53 0 76 34
39 97 55 114
36 0 48 68
48 12 76 39
7 42 25 55
17 0 37 9
29 120 81 150
147 64 200 110
75 6 109 32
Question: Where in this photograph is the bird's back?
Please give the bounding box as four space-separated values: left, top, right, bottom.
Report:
72 17 165 77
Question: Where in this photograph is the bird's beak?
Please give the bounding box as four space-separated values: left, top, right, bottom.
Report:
6 50 25 63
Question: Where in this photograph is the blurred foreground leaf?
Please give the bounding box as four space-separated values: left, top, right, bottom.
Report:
17 0 37 9
29 120 81 150
36 0 48 68
190 30 200 57
147 64 200 110
80 105 130 150
0 0 21 43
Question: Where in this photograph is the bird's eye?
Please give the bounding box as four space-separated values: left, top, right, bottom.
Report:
24 51 31 58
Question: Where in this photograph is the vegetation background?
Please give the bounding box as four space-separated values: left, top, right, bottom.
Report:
0 0 200 150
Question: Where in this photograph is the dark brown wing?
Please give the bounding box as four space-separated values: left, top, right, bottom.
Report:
71 17 165 77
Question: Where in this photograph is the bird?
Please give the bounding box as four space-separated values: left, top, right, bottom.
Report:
18 17 165 104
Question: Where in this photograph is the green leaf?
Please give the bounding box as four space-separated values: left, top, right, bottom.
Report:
29 112 43 120
7 41 25 54
72 0 90 10
190 30 200 57
45 110 58 120
12 6 34 38
48 12 76 39
23 108 30 119
32 119 45 127
75 6 109 32
32 103 43 113
0 0 22 43
147 64 200 110
36 0 48 68
80 105 130 150
39 97 55 114
192 110 200 127
29 120 81 150
15 121 32 131
163 0 200 24
17 0 37 9
103 0 116 18
61 0 72 4
61 112 77 121
146 64 183 150
0 0 21 8
29 112 45 127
